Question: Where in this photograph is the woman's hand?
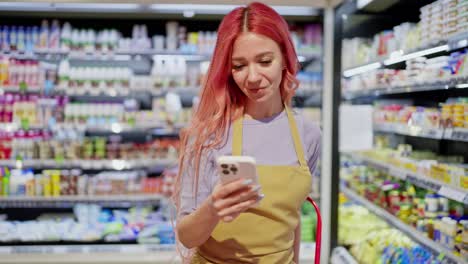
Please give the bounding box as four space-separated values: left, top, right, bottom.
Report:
210 178 264 223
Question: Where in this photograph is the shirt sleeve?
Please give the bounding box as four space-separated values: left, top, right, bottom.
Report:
178 148 217 218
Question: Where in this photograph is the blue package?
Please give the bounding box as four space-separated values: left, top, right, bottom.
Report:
2 26 9 51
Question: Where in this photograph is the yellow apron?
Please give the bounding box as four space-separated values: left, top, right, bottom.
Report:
192 105 312 264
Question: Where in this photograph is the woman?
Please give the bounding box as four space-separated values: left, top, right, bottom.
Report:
174 2 321 263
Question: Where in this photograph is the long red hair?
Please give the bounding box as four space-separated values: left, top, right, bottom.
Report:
173 2 300 213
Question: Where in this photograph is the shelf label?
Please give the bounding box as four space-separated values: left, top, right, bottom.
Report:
20 118 29 130
0 247 12 254
438 186 467 204
19 81 28 93
389 167 407 180
444 128 453 139
54 155 65 165
422 128 443 138
53 246 67 254
407 175 441 192
366 160 389 173
451 129 468 142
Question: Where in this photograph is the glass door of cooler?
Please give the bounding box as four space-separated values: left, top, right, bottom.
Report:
331 0 468 263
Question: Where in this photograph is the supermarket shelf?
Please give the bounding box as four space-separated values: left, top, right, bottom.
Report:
444 128 468 142
331 246 358 264
0 123 44 132
2 85 314 100
350 153 468 204
0 243 315 263
0 159 177 170
375 123 468 142
1 49 212 61
0 194 165 208
0 122 182 136
0 86 200 96
342 31 468 77
342 79 468 100
0 244 179 264
0 86 43 94
1 49 320 62
374 123 445 140
341 187 465 264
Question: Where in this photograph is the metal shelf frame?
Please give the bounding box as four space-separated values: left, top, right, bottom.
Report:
349 153 468 204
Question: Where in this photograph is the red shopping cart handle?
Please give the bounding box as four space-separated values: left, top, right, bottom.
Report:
306 196 321 264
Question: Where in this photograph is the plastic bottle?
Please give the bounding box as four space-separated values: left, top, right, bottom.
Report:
39 20 49 49
0 56 9 85
83 67 92 93
57 60 70 91
1 26 9 51
86 30 95 52
110 30 119 51
75 67 85 94
101 30 110 52
60 22 72 52
17 26 25 52
24 61 33 87
446 219 457 250
8 59 18 87
9 169 23 196
70 29 79 51
151 57 163 89
132 25 139 48
31 26 39 50
16 60 25 86
79 30 87 52
25 27 33 52
49 20 60 50
2 167 10 196
0 167 3 195
9 26 17 51
197 31 205 53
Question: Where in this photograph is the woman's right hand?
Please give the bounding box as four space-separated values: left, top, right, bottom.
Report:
210 178 264 223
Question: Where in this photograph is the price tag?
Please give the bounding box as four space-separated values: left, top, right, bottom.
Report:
54 155 65 165
381 184 395 191
438 186 467 204
0 246 12 254
53 246 67 254
407 175 441 192
19 81 28 93
444 128 453 139
67 246 82 253
44 79 54 95
423 128 442 138
397 124 408 134
389 167 407 180
20 118 29 130
452 128 468 142
371 161 389 173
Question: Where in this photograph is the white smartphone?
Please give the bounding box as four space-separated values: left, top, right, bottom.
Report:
216 156 258 185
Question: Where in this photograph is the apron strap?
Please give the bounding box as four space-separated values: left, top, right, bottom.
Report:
232 116 243 156
284 105 307 167
231 104 308 167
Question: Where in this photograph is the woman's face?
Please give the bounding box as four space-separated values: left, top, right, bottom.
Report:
231 32 284 104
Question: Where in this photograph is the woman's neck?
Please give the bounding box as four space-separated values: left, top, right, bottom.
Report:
244 96 284 120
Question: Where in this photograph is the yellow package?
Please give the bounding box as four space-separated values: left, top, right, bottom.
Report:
460 172 468 190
